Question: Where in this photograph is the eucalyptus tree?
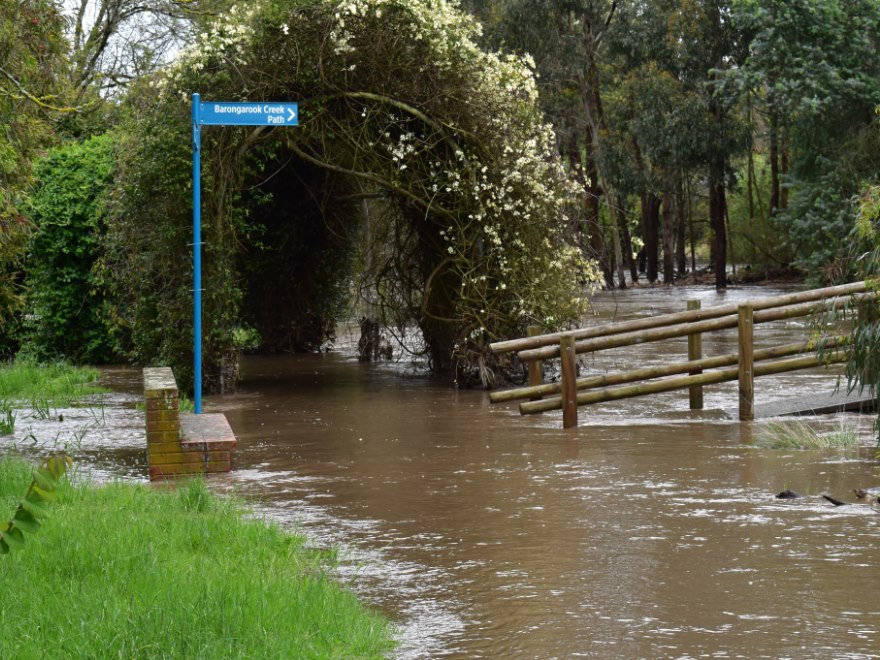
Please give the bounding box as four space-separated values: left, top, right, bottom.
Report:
591 0 750 288
733 0 880 276
661 0 750 289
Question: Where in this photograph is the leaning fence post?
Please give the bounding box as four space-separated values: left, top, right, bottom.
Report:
738 304 755 421
687 300 704 410
527 325 543 400
560 335 578 429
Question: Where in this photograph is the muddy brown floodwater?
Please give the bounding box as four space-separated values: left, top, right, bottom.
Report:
7 285 880 658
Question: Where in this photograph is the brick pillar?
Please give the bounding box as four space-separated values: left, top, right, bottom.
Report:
144 367 181 478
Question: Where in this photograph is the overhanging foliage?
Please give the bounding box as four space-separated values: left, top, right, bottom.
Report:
109 0 601 390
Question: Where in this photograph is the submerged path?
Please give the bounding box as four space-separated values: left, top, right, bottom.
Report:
734 389 876 419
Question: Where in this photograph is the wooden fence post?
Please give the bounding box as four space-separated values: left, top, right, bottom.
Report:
738 304 755 421
527 325 543 400
560 335 578 429
687 300 704 409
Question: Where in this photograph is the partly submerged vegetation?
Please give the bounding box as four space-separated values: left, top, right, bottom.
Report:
756 419 861 450
0 453 395 658
0 360 102 404
0 360 106 435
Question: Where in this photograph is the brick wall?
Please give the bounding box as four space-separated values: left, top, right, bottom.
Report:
143 367 236 481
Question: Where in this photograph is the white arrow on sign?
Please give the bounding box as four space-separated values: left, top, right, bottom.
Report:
287 108 296 122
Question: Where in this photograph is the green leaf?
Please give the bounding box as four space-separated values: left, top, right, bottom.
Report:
31 485 55 502
3 527 25 550
0 539 8 554
46 454 72 479
20 497 49 518
12 509 41 534
33 468 57 492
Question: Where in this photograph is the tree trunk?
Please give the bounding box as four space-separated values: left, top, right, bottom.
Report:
710 176 727 291
661 190 675 284
780 128 789 210
642 193 661 283
675 176 686 276
584 139 613 287
578 6 621 288
617 200 638 283
685 177 697 273
611 210 626 289
769 113 780 217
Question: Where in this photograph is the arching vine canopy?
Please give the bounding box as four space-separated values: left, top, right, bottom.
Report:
109 0 601 392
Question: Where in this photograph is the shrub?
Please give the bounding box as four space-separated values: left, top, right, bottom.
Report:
24 134 122 363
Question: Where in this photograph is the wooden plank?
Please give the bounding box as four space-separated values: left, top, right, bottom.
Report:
750 390 876 419
490 337 845 404
490 280 868 354
514 289 875 363
519 351 847 415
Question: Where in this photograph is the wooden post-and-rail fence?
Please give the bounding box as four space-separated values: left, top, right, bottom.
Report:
489 281 874 429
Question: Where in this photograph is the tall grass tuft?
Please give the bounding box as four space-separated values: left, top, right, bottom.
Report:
756 419 860 449
0 359 104 407
0 401 14 434
0 455 395 658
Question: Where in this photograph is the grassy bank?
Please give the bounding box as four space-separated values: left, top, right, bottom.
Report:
0 359 104 404
0 454 395 658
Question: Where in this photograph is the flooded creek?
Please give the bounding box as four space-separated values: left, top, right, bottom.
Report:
6 285 880 658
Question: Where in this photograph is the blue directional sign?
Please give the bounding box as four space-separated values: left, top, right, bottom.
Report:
199 101 298 126
191 94 299 414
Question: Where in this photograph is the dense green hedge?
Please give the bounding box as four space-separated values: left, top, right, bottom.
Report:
24 134 121 363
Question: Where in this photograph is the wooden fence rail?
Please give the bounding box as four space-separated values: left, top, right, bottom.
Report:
489 281 870 429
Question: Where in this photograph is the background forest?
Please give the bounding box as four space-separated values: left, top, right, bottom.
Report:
1 0 878 390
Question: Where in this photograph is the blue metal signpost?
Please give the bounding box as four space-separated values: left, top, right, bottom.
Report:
192 93 298 413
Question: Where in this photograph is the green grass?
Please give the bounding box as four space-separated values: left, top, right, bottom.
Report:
0 454 396 658
756 419 860 449
0 401 14 434
0 360 105 406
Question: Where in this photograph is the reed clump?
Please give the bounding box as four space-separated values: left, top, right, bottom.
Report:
756 420 860 449
0 453 395 658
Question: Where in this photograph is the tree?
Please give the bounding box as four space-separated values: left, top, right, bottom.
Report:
733 0 880 276
836 126 880 432
664 0 750 290
67 0 234 100
0 0 68 343
108 0 601 390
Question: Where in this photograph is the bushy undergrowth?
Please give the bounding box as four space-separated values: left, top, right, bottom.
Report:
0 454 395 658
